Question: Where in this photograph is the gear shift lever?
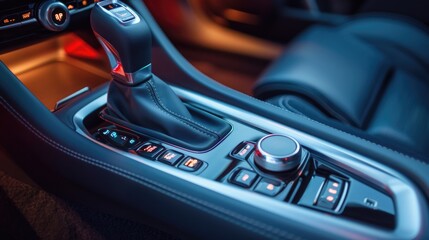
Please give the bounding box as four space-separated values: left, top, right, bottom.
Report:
91 1 230 151
91 1 151 85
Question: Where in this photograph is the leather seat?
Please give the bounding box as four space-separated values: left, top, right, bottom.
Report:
253 16 429 160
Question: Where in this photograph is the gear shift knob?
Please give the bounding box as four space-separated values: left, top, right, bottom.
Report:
90 0 231 151
91 1 152 85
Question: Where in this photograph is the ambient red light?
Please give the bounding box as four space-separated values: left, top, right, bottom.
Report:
64 35 101 59
112 62 125 77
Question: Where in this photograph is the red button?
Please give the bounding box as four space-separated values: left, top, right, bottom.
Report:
137 143 164 159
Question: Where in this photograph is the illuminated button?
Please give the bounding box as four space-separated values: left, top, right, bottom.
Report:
78 0 94 8
67 3 76 10
254 179 282 196
1 14 19 26
179 157 203 172
98 128 140 149
20 11 32 21
52 7 67 25
103 3 121 10
231 142 255 160
158 150 183 166
100 128 126 146
230 169 258 188
316 177 344 210
328 188 337 194
137 142 164 160
38 0 70 31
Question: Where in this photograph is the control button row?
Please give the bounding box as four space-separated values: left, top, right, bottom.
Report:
229 169 283 197
98 127 140 149
1 10 34 27
137 142 205 172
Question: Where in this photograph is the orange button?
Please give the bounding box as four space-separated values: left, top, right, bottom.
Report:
21 11 32 20
179 157 203 172
1 15 18 26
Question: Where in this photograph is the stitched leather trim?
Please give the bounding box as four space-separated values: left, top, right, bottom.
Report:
146 80 218 138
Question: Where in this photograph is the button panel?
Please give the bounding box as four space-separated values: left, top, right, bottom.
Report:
85 114 397 230
316 177 343 210
97 127 206 173
80 98 399 231
98 127 140 149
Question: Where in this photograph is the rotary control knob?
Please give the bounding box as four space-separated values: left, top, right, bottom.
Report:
38 0 70 31
254 134 302 172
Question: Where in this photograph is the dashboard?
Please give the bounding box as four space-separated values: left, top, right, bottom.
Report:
0 0 100 52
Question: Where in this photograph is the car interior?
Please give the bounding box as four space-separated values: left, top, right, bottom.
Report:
1 0 428 239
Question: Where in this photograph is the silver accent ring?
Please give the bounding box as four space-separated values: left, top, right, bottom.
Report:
254 134 302 172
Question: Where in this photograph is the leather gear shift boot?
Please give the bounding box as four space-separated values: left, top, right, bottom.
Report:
101 76 231 151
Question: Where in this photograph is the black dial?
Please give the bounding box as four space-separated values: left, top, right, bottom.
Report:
38 0 70 31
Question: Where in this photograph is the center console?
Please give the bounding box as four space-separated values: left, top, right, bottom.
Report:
71 1 423 238
74 85 421 238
